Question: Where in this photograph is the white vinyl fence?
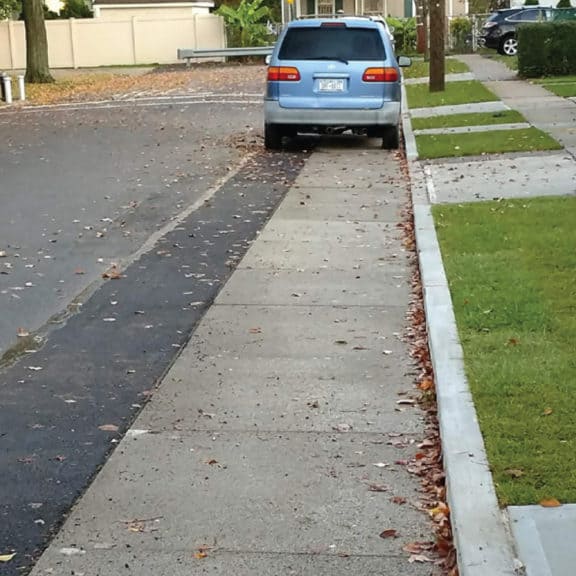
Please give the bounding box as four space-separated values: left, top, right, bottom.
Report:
0 14 226 70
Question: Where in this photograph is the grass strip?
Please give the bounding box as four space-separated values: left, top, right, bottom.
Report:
406 80 498 109
411 109 525 131
402 58 470 79
416 127 561 159
534 76 576 98
433 196 576 506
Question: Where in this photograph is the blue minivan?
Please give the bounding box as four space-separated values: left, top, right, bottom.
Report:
264 17 411 150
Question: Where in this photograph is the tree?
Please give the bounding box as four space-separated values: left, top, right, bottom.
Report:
429 0 445 92
556 0 571 7
61 0 93 18
523 0 538 5
22 0 54 83
0 0 20 19
216 0 272 47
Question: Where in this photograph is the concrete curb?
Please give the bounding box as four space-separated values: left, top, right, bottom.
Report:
413 122 531 136
401 78 520 576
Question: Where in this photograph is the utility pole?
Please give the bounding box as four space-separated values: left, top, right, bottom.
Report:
429 0 445 92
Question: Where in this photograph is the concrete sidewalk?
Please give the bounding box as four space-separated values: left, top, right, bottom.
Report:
28 148 437 576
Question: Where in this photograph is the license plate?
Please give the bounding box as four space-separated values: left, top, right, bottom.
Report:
318 79 345 92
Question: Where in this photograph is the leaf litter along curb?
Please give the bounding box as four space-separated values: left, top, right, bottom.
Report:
21 64 268 107
397 150 458 576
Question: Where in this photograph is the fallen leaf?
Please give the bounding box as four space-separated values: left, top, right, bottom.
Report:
332 423 353 432
74 268 85 275
418 378 433 391
0 553 16 562
59 547 86 556
391 496 407 505
368 483 389 492
379 529 398 539
194 551 208 559
206 459 219 465
98 424 119 432
102 266 122 280
408 554 433 563
396 399 416 406
540 498 561 508
542 408 553 416
505 468 525 478
334 340 348 345
403 542 425 554
249 327 262 334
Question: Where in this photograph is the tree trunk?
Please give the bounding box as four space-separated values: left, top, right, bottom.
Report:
415 0 428 57
429 0 445 92
22 0 54 84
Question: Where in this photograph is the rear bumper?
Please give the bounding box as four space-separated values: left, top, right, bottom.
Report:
480 32 503 49
264 100 401 127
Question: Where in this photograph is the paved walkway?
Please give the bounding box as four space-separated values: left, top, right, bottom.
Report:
28 148 436 576
458 54 576 156
409 55 576 204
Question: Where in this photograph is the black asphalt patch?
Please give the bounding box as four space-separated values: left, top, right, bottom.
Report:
0 150 307 574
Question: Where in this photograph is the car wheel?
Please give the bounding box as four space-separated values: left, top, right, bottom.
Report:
381 126 400 150
264 124 282 150
500 35 518 57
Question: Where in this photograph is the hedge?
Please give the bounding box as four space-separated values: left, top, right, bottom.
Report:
518 22 576 77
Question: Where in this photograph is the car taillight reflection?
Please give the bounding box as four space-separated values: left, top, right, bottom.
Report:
267 67 301 81
362 67 399 82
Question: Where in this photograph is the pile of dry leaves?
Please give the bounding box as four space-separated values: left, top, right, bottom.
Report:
397 150 459 576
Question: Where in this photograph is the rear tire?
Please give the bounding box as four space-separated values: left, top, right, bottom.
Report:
264 124 282 150
381 126 400 150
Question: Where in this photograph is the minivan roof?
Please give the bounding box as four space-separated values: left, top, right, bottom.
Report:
287 17 380 29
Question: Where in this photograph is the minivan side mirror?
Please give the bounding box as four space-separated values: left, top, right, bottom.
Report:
398 56 412 67
265 55 271 65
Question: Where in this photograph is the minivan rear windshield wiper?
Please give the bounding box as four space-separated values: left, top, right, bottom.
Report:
308 55 349 64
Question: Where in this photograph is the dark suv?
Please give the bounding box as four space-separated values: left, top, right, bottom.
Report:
480 7 550 56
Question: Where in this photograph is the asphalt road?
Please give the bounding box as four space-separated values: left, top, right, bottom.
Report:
0 95 261 359
0 87 308 573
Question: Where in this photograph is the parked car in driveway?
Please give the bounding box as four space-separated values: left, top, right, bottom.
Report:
480 6 551 56
263 17 411 150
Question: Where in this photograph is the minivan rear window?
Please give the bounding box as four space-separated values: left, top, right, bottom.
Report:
279 27 386 61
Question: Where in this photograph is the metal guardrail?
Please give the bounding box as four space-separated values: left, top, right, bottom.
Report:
177 46 275 66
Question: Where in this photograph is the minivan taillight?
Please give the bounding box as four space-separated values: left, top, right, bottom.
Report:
362 67 399 82
267 66 301 81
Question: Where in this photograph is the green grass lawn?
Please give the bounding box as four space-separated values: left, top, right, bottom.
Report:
433 197 576 506
402 58 470 79
416 127 560 159
406 80 498 108
411 110 526 131
534 76 576 98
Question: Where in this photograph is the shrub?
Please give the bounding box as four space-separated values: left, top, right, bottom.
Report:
556 0 571 8
518 21 576 77
450 17 473 53
386 17 417 54
60 0 93 18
